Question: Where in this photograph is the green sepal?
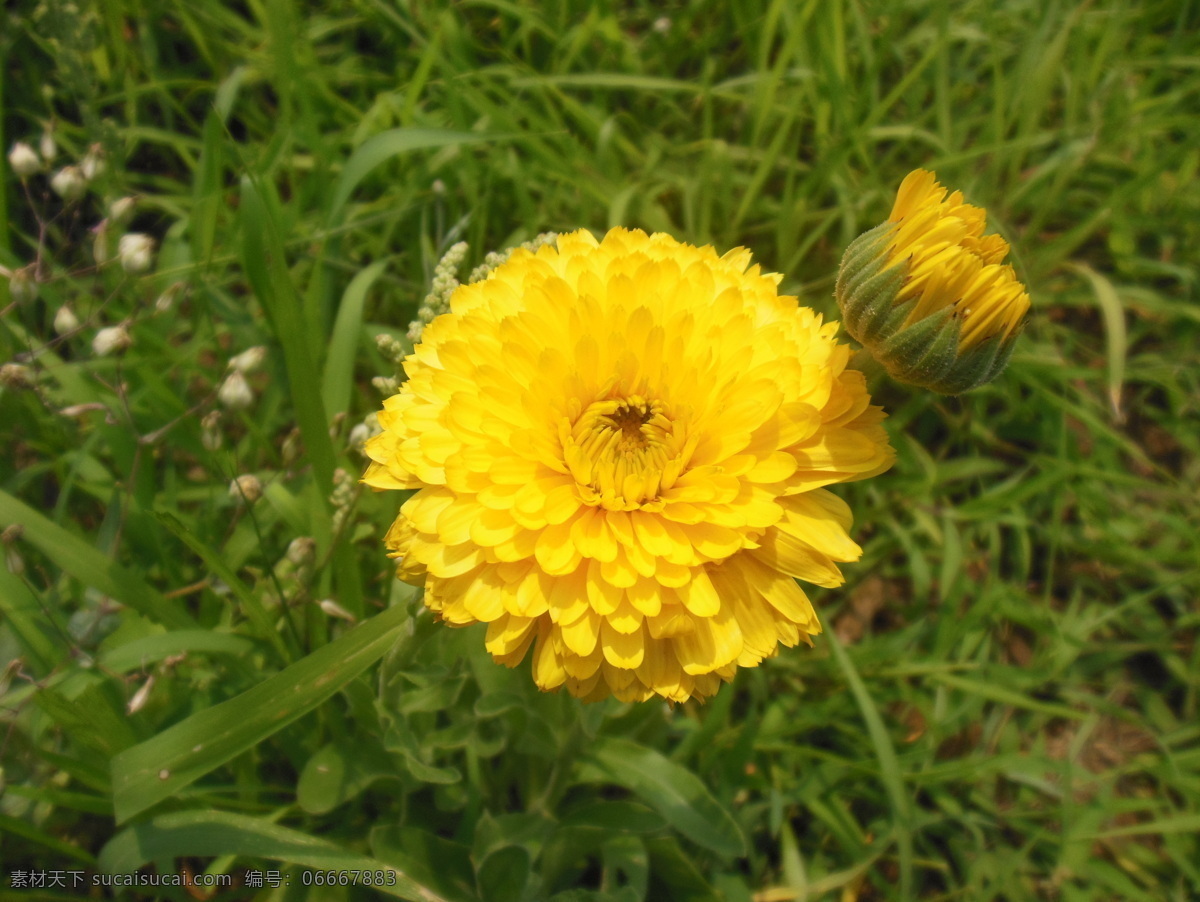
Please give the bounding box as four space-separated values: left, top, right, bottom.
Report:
934 333 1005 394
878 307 959 388
836 223 905 345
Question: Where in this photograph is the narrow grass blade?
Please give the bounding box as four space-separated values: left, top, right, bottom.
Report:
1067 262 1128 423
99 810 452 902
0 489 196 630
239 176 337 492
110 603 412 823
153 510 293 664
328 129 506 225
322 258 388 419
825 629 914 900
98 629 256 674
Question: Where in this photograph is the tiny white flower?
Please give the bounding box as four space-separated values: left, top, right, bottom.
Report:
229 473 263 503
217 369 254 410
652 16 671 33
109 196 136 224
92 324 131 357
118 233 155 274
54 305 80 335
8 142 41 177
50 165 87 200
228 345 267 374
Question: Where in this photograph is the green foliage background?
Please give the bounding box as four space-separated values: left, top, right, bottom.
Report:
1 0 1197 899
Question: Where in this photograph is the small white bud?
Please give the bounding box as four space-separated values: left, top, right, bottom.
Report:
80 144 105 180
286 537 316 565
200 410 223 451
109 196 136 224
317 599 356 622
217 370 254 410
126 674 155 714
50 165 87 200
228 346 267 374
229 474 263 503
8 142 40 177
92 324 131 357
54 305 80 335
0 363 33 390
4 546 24 576
155 281 185 312
652 16 671 34
39 131 56 162
118 233 155 274
348 422 370 451
432 179 446 195
7 265 39 304
281 428 302 466
93 220 110 265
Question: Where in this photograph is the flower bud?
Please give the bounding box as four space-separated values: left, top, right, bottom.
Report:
39 131 56 162
8 142 41 177
109 196 136 224
118 233 155 274
229 473 263 503
92 324 131 357
201 410 223 451
218 370 254 410
54 305 80 335
228 346 267 374
836 169 1030 394
6 265 39 304
155 281 185 312
50 165 87 200
0 363 33 390
93 220 110 265
317 598 356 622
81 144 106 180
286 537 316 566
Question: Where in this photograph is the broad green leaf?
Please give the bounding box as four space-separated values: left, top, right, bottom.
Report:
98 629 256 674
370 825 478 902
560 801 667 835
110 603 412 822
297 741 398 814
476 847 530 902
581 737 746 858
0 488 196 630
99 810 449 902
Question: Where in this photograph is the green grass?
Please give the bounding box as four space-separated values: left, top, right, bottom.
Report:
1 0 1198 899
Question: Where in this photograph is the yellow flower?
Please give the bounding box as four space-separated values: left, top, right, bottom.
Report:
836 170 1030 394
364 228 893 703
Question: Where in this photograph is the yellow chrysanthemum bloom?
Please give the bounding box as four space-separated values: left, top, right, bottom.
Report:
836 169 1030 394
364 228 894 703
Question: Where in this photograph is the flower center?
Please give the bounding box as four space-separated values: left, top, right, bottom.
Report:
563 395 684 510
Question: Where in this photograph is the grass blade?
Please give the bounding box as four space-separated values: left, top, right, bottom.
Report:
110 603 412 823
